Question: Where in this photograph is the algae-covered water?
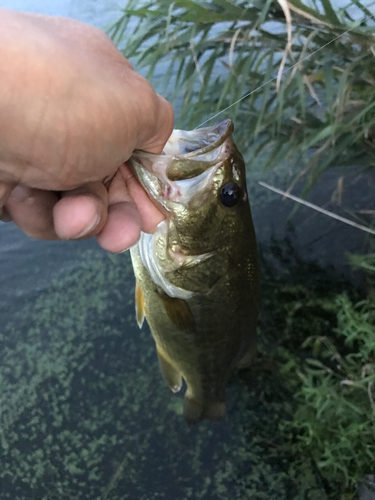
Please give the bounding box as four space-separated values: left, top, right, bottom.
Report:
0 229 327 500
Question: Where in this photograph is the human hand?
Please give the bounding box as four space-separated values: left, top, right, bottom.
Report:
0 9 173 252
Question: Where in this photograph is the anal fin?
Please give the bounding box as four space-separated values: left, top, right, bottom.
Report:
135 281 145 328
156 347 182 393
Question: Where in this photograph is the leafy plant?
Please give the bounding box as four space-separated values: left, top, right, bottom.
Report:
109 0 375 188
246 243 375 498
291 291 375 497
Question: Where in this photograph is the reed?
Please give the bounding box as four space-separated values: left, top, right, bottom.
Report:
109 0 375 189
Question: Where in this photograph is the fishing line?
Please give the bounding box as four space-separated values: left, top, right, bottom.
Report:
259 182 375 236
195 12 371 129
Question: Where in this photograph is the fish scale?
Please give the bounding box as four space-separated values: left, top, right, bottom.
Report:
129 119 260 423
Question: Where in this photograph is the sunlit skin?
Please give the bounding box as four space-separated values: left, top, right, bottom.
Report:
0 9 173 252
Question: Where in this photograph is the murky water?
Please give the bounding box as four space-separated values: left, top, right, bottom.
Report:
0 2 374 499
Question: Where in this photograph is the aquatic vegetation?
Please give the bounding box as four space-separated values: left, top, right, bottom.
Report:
0 249 328 500
1 243 372 499
288 254 375 498
292 292 375 496
258 245 375 499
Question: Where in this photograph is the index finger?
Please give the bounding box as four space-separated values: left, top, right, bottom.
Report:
95 169 142 253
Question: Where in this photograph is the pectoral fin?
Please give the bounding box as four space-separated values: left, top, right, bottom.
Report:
157 292 196 333
157 347 182 393
135 281 145 328
165 252 226 294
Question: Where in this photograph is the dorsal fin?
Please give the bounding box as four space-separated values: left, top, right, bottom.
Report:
135 281 145 328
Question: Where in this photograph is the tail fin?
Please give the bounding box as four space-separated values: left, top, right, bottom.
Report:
183 397 226 424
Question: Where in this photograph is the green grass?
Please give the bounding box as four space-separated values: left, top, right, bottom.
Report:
291 292 375 496
260 247 375 499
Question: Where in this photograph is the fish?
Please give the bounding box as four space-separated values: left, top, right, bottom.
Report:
128 119 260 424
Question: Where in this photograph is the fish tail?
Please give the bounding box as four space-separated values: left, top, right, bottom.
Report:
183 397 226 424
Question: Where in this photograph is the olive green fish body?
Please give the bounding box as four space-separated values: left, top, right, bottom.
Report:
129 120 260 423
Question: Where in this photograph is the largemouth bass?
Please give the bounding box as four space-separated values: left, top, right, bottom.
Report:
129 119 260 423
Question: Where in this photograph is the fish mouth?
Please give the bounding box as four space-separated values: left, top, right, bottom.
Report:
129 119 234 209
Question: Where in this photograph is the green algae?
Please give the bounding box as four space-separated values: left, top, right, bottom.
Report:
0 249 327 500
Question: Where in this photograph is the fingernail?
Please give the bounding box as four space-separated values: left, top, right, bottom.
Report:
10 185 31 201
72 213 101 239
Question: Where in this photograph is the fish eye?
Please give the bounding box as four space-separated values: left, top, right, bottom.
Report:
219 182 242 208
